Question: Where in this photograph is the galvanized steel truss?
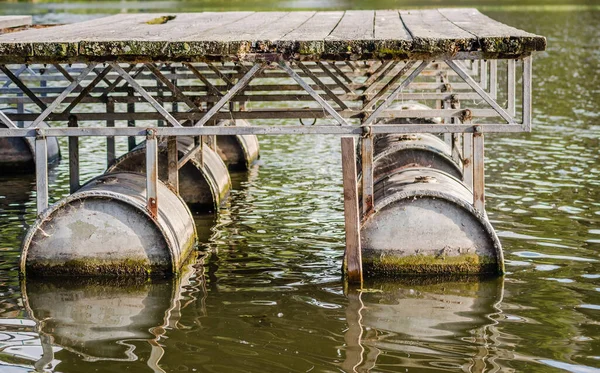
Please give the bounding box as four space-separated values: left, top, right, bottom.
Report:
0 57 533 276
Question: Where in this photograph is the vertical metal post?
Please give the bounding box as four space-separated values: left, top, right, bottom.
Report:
341 137 363 285
361 134 374 217
473 127 485 213
68 115 80 193
35 130 48 214
463 132 474 190
167 136 179 194
522 55 532 131
146 129 158 218
171 65 179 114
127 87 136 151
490 60 498 100
507 59 516 117
106 98 116 166
157 78 164 127
480 60 488 90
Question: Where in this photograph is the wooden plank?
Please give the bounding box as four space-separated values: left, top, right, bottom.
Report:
278 11 344 55
326 11 374 55
438 8 546 54
341 137 363 284
192 12 288 54
0 16 32 30
0 15 148 59
400 9 476 55
84 12 254 57
374 10 411 57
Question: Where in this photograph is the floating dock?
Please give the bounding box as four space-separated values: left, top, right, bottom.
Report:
0 10 546 282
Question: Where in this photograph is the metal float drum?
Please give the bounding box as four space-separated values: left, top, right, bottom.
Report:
372 133 463 182
361 168 503 276
21 172 197 276
0 108 60 172
215 119 260 170
107 137 231 211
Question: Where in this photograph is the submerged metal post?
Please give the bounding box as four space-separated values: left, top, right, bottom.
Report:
68 115 80 193
146 129 158 218
523 55 533 131
361 133 374 217
473 126 485 213
167 136 179 194
128 87 136 151
463 132 474 189
35 130 48 214
106 97 116 166
341 137 363 284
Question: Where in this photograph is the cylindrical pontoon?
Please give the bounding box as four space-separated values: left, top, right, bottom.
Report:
215 119 260 170
107 137 231 211
0 108 60 172
21 172 197 276
373 133 463 181
361 168 503 277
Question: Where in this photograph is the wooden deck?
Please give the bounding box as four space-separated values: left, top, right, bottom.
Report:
0 9 545 63
0 15 32 30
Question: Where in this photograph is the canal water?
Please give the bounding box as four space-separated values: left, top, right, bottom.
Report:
0 2 598 372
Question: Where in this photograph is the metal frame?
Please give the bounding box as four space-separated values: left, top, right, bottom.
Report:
0 55 534 282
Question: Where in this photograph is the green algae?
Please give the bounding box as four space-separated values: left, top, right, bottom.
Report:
145 15 176 25
362 252 500 278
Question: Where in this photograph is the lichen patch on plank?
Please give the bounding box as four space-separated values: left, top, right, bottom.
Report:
146 15 177 25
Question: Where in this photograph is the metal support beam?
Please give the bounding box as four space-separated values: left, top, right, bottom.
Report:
167 136 179 194
29 63 96 128
195 63 263 127
463 132 473 190
523 55 533 131
127 87 136 151
362 61 429 126
35 131 48 214
361 134 374 218
473 128 485 213
106 98 116 166
445 60 514 125
146 129 159 219
507 59 516 117
341 136 363 285
68 115 80 193
109 62 183 128
279 61 349 126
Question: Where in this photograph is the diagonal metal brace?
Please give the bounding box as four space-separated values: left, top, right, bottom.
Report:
445 60 515 125
278 61 350 126
110 62 183 128
28 63 96 128
362 61 429 126
194 63 263 127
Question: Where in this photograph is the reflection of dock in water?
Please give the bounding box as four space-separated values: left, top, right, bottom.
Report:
14 257 204 372
343 277 504 373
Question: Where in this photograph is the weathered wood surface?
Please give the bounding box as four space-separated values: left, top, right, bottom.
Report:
0 16 32 30
0 9 546 63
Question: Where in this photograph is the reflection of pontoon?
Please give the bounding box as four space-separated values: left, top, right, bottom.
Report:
343 278 504 373
18 261 200 372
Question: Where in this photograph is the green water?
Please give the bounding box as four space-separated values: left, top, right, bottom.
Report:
0 1 599 372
